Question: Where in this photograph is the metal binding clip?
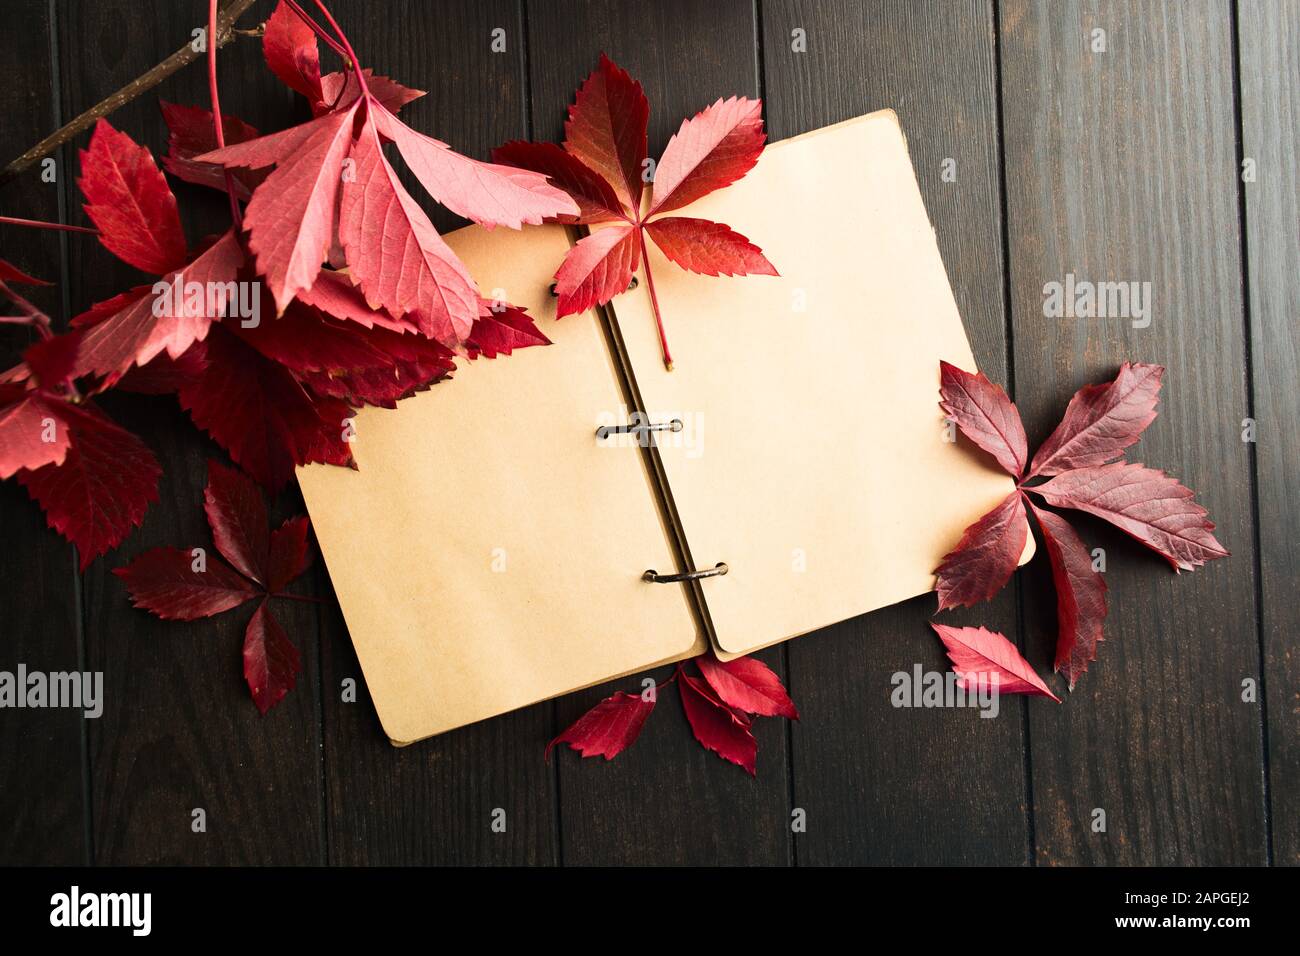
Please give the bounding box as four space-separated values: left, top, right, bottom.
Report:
596 418 683 441
642 562 729 584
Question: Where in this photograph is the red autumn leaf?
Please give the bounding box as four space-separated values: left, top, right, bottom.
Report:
22 333 80 389
268 516 312 594
696 653 798 719
465 301 551 359
114 546 260 620
0 386 70 479
78 119 188 276
178 325 354 492
204 458 270 585
0 258 50 286
934 490 1030 610
1028 362 1164 477
160 100 267 200
679 670 757 775
930 623 1060 702
554 223 640 317
563 53 648 216
547 689 655 761
649 96 766 215
939 360 1028 478
18 400 161 570
643 217 777 277
317 69 424 116
243 600 301 715
1025 499 1108 690
114 342 208 395
72 229 244 380
1030 462 1228 571
491 140 624 224
296 269 417 333
262 0 322 102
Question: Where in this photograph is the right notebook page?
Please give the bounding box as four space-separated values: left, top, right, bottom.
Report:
611 110 1030 657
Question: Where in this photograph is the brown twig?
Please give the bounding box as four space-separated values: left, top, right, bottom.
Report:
0 0 261 188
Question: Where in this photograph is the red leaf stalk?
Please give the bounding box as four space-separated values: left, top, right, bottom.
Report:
638 234 673 371
281 0 350 61
0 215 98 235
309 0 371 99
207 0 242 228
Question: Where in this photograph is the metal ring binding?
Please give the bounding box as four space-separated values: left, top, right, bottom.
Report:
642 562 728 584
595 418 683 440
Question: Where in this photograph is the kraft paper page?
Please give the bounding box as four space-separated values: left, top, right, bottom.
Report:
297 225 701 745
610 110 1031 657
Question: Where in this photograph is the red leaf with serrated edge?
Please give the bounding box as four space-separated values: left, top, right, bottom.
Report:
78 119 187 275
296 270 416 333
930 623 1061 702
554 223 640 318
1028 363 1164 477
939 360 1028 478
650 96 765 215
243 600 301 715
267 516 312 594
546 690 655 761
934 490 1030 610
1026 499 1108 689
490 140 625 224
204 459 270 586
159 101 266 200
644 217 777 277
0 258 49 286
113 546 259 620
696 654 798 719
23 334 80 389
71 230 243 381
297 326 455 408
262 0 322 101
373 106 577 229
466 301 550 359
678 670 757 775
0 387 69 479
114 342 208 394
1031 462 1228 571
18 401 160 569
317 69 424 116
564 54 649 216
178 326 353 492
235 300 393 374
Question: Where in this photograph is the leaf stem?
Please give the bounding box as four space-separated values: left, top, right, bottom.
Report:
207 0 243 229
0 215 98 235
310 0 370 100
281 0 350 62
637 229 673 371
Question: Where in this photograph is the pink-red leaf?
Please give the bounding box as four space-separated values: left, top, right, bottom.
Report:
1028 362 1164 477
553 223 640 318
0 388 69 479
930 623 1061 702
939 360 1029 478
296 270 416 333
243 600 301 715
546 690 654 761
696 654 798 719
0 258 50 286
22 333 80 389
160 100 266 200
563 54 648 216
1026 499 1108 690
114 342 208 395
934 490 1029 610
317 69 424 116
1031 462 1228 571
466 301 550 359
644 217 777 277
678 671 757 775
267 516 312 594
262 0 322 101
203 459 270 586
650 96 765 214
78 119 187 275
374 106 578 229
490 140 625 224
113 546 259 620
18 401 161 569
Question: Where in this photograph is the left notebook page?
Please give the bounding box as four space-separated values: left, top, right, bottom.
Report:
297 224 702 745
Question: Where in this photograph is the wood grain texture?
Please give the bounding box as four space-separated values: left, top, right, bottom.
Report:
0 0 88 866
1238 0 1300 866
527 0 793 865
760 0 1031 865
999 0 1265 864
60 0 324 864
316 0 558 866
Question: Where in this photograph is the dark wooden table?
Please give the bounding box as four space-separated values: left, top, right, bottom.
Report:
1 0 1295 866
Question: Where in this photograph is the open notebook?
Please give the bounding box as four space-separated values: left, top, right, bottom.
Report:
297 110 1030 745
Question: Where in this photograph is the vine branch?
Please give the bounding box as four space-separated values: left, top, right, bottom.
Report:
0 0 261 188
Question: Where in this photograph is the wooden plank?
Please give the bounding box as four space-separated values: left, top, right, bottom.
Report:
1239 0 1300 867
999 0 1266 864
761 0 1031 865
527 0 793 865
316 0 558 865
0 0 88 866
60 0 324 864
